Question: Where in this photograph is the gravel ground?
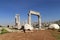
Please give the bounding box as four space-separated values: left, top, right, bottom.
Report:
0 30 56 40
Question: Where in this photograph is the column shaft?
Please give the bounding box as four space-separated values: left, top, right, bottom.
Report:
38 16 41 29
28 13 31 25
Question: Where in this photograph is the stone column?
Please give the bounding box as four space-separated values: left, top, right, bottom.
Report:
38 16 41 29
15 14 21 29
28 13 31 25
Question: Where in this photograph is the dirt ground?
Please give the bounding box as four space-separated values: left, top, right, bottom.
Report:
0 30 56 40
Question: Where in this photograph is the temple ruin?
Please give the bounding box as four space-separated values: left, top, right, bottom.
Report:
15 10 41 30
28 10 41 29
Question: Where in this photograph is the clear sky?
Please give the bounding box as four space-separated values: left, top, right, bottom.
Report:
0 0 60 26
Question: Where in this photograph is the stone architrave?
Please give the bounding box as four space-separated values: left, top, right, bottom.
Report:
28 10 41 29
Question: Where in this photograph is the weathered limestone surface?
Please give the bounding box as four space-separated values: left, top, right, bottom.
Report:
28 10 41 29
15 14 21 29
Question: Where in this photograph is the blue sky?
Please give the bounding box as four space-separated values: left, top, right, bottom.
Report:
0 0 60 26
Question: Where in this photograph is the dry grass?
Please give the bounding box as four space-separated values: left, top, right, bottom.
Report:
49 30 60 40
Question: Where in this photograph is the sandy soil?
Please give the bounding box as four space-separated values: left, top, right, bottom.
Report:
0 30 56 40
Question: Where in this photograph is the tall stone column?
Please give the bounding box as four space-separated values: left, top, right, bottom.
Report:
38 16 41 29
15 14 21 29
28 13 31 25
